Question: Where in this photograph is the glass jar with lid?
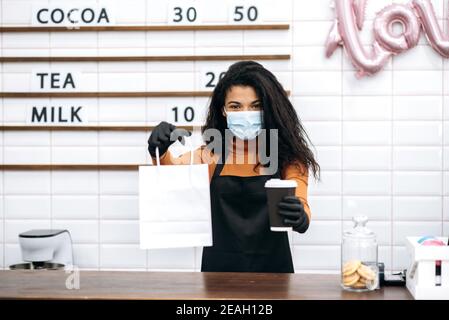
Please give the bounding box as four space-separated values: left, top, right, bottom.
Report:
341 216 379 292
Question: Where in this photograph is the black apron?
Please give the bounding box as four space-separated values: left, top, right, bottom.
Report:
201 149 294 273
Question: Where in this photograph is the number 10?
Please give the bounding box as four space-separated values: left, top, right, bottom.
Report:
172 106 195 123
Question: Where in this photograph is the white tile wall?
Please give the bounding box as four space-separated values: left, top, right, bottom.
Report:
444 199 449 221
1 0 448 274
4 196 51 219
343 147 391 170
148 248 196 271
100 244 146 270
314 147 342 170
393 71 443 95
52 132 98 146
293 221 342 245
73 244 99 269
0 245 3 269
393 96 443 120
303 122 341 146
343 97 392 120
98 146 147 164
309 171 342 196
393 221 443 246
4 146 51 164
52 195 99 220
293 21 334 46
292 245 340 271
343 196 391 221
379 246 392 271
393 45 444 70
343 172 392 195
99 195 138 220
99 171 138 194
343 70 392 95
52 220 99 244
4 171 51 194
52 171 99 195
342 221 392 246
5 219 51 243
99 220 139 244
293 71 341 96
294 97 342 121
394 122 443 145
393 197 442 221
343 122 392 146
393 147 442 170
293 46 341 71
5 244 23 267
308 196 341 220
53 147 98 164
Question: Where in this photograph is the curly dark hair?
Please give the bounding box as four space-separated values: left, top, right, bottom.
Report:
201 60 320 179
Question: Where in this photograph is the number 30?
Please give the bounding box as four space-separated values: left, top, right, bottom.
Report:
173 6 197 22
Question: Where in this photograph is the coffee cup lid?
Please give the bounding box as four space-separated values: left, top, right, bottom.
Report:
264 179 297 188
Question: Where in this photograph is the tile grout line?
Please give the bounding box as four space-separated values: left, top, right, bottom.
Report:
290 0 295 271
192 15 197 272
96 21 101 271
2 68 447 75
1 143 448 147
391 55 395 273
1 9 4 269
340 12 344 274
145 0 149 272
441 0 449 236
49 27 53 232
441 2 445 236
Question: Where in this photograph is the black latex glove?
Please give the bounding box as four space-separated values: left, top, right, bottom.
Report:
147 121 191 158
278 195 310 233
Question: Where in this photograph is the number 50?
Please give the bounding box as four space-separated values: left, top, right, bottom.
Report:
233 5 258 22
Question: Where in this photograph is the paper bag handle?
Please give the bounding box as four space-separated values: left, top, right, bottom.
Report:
188 137 194 166
152 136 194 167
153 147 161 166
152 137 198 185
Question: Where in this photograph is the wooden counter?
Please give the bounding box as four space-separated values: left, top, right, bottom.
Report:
0 270 412 300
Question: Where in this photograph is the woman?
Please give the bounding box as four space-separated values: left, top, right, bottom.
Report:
147 61 319 273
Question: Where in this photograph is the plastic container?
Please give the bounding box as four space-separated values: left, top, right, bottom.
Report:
341 216 379 292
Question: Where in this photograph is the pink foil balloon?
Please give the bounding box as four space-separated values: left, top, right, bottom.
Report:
412 0 449 57
326 0 391 77
374 4 421 54
353 0 368 30
326 0 449 77
325 20 343 58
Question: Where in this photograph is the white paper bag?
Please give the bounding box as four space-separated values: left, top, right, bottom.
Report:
139 147 213 249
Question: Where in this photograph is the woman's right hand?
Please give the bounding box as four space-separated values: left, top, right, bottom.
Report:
147 121 190 157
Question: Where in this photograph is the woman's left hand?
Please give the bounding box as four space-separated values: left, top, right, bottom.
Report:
278 195 310 233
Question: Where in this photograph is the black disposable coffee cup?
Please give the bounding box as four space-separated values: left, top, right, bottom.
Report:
265 179 297 232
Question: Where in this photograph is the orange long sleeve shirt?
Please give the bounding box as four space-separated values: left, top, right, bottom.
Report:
155 143 311 221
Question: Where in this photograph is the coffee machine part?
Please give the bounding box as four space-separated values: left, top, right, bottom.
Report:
9 229 73 270
9 262 65 270
378 262 406 287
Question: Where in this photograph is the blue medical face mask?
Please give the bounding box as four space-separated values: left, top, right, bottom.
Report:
225 110 263 140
